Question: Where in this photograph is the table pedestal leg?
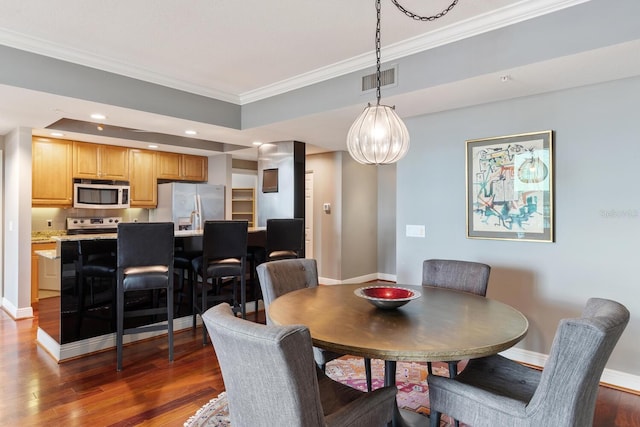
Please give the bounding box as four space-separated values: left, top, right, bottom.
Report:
384 360 430 427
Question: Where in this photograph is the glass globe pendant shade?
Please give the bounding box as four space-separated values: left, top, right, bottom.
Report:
347 103 410 165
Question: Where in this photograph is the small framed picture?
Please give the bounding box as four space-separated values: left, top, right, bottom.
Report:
466 130 554 242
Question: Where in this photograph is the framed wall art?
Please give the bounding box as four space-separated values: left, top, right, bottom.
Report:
466 130 554 242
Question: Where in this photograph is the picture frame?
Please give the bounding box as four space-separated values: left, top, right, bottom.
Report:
262 168 279 193
466 130 554 242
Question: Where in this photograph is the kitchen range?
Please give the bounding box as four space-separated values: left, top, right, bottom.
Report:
66 216 122 235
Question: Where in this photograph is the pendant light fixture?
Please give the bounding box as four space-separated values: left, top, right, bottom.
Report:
347 0 459 165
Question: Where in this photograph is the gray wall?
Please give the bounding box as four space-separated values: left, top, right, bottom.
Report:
396 75 640 376
307 152 379 282
377 164 397 278
341 154 378 280
0 45 240 131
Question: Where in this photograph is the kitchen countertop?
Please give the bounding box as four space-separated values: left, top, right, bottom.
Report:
34 249 58 260
32 230 66 243
49 227 266 241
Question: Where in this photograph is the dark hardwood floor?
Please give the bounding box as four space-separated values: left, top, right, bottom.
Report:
1 305 639 426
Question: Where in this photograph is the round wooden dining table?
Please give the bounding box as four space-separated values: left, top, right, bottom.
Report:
268 283 529 427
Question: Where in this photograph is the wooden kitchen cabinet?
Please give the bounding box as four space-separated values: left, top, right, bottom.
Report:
157 152 208 182
32 137 73 207
129 148 157 207
73 141 129 180
182 154 208 181
156 152 181 179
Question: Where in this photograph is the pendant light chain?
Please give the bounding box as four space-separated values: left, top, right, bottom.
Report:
390 0 459 22
375 0 382 106
347 0 459 164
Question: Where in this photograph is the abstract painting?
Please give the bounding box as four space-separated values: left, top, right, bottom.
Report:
466 131 554 242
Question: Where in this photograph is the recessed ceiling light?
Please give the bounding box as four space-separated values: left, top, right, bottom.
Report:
252 141 262 146
91 113 107 120
148 144 158 149
185 130 197 136
51 132 65 137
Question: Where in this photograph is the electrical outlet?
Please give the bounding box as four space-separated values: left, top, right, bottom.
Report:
47 219 53 228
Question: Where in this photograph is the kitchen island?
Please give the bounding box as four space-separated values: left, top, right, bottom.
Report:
37 228 266 362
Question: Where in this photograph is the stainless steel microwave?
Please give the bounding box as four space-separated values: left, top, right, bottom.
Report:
73 181 130 209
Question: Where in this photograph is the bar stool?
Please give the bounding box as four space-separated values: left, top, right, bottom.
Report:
265 218 304 261
116 222 174 371
192 220 248 344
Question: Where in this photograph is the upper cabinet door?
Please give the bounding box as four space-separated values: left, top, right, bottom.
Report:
32 138 73 207
73 141 100 178
129 149 157 207
156 152 182 180
181 154 208 182
73 141 129 180
100 145 129 180
157 152 207 182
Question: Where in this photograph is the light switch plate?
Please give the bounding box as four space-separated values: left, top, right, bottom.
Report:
406 224 426 238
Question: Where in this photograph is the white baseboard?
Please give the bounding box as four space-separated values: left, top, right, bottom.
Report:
1 297 33 319
319 272 398 285
501 347 640 392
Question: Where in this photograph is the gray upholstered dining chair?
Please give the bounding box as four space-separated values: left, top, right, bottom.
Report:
256 259 373 392
202 302 397 427
422 258 491 376
428 297 630 427
423 258 491 427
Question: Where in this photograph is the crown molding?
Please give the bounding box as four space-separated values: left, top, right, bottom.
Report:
0 27 241 104
0 0 589 106
239 0 591 104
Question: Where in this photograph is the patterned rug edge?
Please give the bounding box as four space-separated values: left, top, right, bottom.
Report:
184 358 461 426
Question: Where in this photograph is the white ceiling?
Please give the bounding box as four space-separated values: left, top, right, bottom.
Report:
1 0 638 159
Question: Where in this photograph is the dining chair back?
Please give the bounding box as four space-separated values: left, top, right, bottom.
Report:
428 297 630 427
422 258 491 296
265 218 304 261
202 302 397 427
192 220 248 343
116 222 174 371
256 259 373 391
257 258 318 313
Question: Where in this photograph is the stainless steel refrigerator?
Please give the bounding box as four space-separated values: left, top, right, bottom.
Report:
150 182 225 230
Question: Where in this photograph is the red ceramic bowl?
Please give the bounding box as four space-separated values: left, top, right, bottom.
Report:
354 286 421 309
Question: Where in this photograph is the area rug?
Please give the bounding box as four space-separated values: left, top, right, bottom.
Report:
185 357 460 426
